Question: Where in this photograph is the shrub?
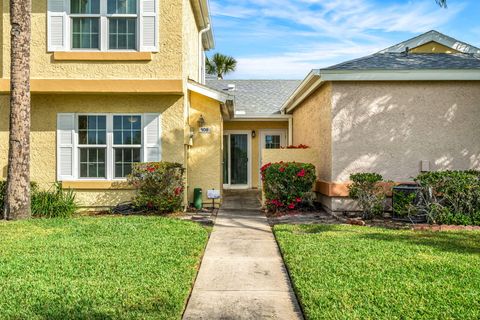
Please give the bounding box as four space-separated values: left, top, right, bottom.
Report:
392 189 419 218
415 170 480 225
348 173 387 219
282 144 310 149
128 162 185 213
31 183 78 218
261 162 316 213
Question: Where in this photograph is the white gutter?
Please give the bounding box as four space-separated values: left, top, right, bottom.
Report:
282 68 480 113
227 115 292 122
320 69 480 81
198 23 211 83
281 70 322 114
187 80 230 103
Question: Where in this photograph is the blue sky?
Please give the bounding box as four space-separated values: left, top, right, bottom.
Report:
209 0 480 79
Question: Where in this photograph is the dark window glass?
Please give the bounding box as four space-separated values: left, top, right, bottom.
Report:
113 115 141 145
79 148 106 178
78 115 106 145
109 18 137 50
71 0 100 14
108 0 137 14
72 18 100 49
114 148 141 178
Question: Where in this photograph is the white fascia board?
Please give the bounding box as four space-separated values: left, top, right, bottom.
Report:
281 70 322 113
228 115 292 122
379 31 480 54
187 81 230 103
320 69 480 81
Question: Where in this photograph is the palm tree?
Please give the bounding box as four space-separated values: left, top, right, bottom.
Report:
206 53 237 79
4 0 32 220
436 0 447 7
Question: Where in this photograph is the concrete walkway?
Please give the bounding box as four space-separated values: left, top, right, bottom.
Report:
183 190 303 320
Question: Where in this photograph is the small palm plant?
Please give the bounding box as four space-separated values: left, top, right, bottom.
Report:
206 53 237 79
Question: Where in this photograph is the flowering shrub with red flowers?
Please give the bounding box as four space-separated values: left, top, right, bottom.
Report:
281 144 310 149
261 162 316 213
128 162 185 213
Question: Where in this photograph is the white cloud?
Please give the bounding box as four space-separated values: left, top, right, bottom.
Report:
211 0 464 79
231 42 386 79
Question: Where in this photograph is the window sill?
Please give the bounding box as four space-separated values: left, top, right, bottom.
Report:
62 181 135 190
53 52 152 61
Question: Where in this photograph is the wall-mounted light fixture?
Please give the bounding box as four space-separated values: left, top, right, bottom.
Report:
197 114 206 127
252 130 256 138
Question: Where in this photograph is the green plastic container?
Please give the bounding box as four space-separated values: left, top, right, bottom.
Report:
193 188 203 210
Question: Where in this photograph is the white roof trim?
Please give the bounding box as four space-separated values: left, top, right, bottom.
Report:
187 80 230 103
282 69 480 113
320 69 480 81
379 30 480 54
281 70 323 113
227 115 292 122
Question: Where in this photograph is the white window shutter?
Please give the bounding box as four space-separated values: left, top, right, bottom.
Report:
143 113 161 162
139 0 159 52
48 0 67 52
57 113 76 181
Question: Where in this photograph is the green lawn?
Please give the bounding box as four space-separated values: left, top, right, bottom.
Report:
274 224 480 320
0 216 209 319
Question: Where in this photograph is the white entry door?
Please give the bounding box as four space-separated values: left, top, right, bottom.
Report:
259 130 287 186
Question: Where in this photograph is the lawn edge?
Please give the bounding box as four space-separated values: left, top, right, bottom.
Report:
180 223 213 319
272 224 307 320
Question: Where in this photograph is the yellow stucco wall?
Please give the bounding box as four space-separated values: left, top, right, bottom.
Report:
330 81 480 183
0 93 185 208
187 92 223 205
292 83 332 181
410 41 460 54
224 121 288 188
183 0 200 82
2 0 185 79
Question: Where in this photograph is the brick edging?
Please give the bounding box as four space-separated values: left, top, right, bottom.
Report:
413 224 480 231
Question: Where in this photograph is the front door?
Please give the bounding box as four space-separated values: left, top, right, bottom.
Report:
223 131 251 189
259 130 287 186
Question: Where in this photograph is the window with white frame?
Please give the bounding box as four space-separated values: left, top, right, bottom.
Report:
47 0 158 52
113 115 142 177
56 113 161 181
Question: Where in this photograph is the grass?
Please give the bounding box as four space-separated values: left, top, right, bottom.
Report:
274 224 480 320
0 216 209 319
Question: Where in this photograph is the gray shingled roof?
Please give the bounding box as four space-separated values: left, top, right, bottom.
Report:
324 52 480 71
206 80 301 116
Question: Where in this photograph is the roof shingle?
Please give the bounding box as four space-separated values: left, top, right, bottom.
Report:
206 80 301 117
324 52 480 71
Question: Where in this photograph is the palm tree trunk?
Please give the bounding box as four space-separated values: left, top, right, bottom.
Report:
4 0 32 220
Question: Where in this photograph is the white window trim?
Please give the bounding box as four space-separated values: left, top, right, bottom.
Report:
74 113 144 181
68 0 140 52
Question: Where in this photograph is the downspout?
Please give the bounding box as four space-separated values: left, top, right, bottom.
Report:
198 23 211 83
288 118 293 145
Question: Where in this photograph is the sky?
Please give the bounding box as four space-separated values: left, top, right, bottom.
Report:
208 0 480 79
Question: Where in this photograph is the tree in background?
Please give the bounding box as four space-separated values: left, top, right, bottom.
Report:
436 0 447 8
4 0 32 220
206 53 237 79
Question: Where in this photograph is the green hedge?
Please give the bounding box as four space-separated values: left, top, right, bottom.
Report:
128 162 185 213
348 173 386 219
261 162 316 212
415 170 480 225
348 170 480 225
